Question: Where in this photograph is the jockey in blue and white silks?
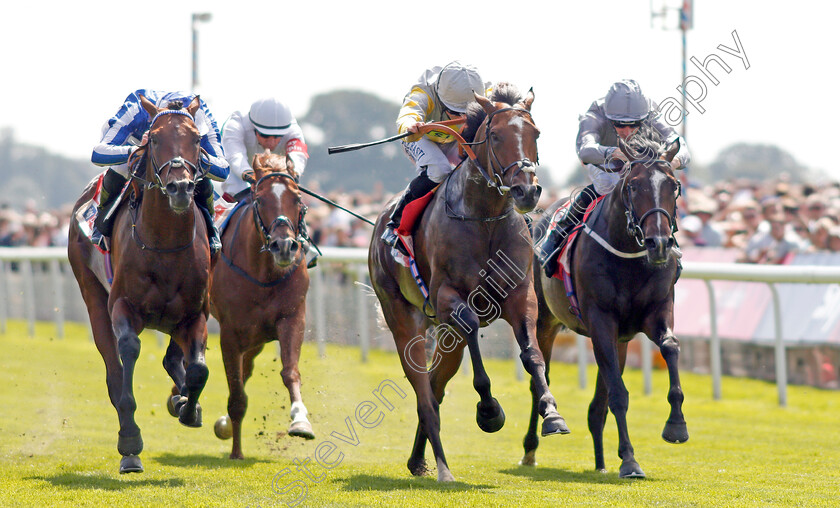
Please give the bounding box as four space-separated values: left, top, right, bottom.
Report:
90 89 229 254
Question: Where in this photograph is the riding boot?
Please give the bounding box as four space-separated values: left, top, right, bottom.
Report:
91 169 128 250
381 170 437 255
195 178 221 255
539 184 599 278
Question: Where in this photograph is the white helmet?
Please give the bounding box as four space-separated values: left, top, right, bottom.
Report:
604 79 650 123
249 97 294 136
436 61 485 113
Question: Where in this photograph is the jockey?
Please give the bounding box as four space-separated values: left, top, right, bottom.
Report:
381 61 490 253
90 89 229 254
537 79 692 277
218 97 314 264
217 97 308 201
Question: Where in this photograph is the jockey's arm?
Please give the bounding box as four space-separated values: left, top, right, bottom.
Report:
196 102 229 182
397 86 432 142
576 109 616 166
283 131 309 177
91 96 148 167
220 112 251 184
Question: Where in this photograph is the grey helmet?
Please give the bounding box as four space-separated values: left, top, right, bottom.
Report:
436 61 485 113
604 79 650 123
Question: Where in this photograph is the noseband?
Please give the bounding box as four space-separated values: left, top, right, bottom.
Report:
464 107 538 195
621 160 680 247
251 172 307 252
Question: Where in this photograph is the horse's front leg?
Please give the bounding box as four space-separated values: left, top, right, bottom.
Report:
277 313 314 440
644 315 688 444
437 287 505 434
588 314 643 478
504 288 569 439
173 315 209 428
110 298 144 473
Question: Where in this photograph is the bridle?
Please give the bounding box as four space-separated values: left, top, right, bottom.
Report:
130 109 207 193
463 106 539 195
251 172 307 253
620 159 681 247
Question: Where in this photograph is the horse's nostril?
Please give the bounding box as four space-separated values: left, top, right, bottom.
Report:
166 182 178 195
186 182 195 194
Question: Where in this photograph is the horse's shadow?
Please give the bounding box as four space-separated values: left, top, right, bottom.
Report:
500 466 661 484
25 473 184 491
153 452 272 468
335 474 495 492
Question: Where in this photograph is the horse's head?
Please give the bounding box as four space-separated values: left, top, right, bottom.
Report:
250 151 305 267
469 84 542 213
138 94 203 213
617 137 681 266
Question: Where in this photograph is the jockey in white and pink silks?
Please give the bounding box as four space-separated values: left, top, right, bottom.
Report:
90 89 229 254
537 79 692 277
381 61 492 253
216 97 315 264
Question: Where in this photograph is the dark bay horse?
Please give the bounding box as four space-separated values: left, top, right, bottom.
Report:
210 152 311 459
370 84 569 482
522 134 687 478
68 96 212 474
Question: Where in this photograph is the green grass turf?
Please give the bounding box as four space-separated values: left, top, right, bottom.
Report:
0 320 838 507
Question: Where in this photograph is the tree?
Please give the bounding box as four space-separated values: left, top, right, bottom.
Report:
707 143 808 182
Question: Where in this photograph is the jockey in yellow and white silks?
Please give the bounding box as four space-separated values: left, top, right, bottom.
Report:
217 98 309 202
382 61 491 253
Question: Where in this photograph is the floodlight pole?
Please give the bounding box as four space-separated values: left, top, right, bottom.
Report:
191 13 212 92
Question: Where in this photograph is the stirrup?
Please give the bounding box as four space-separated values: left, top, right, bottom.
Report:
90 228 110 253
381 227 408 256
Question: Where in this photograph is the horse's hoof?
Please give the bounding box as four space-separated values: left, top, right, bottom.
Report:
214 415 233 440
117 433 143 457
168 395 186 417
619 460 646 479
229 450 245 460
288 420 315 440
119 454 144 474
476 398 505 433
662 420 689 444
519 450 537 466
407 458 430 476
437 469 455 482
179 402 202 428
541 412 570 437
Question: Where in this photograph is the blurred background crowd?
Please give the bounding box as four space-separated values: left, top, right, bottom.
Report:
8 174 840 264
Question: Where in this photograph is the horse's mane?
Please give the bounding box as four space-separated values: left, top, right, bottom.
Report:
624 123 666 160
462 82 522 143
167 101 184 111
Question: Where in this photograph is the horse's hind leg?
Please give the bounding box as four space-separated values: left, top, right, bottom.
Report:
163 339 186 417
521 318 563 466
174 316 210 428
109 298 144 473
646 322 688 444
277 315 314 440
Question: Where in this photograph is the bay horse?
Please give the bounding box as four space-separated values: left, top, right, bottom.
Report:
68 96 213 474
369 84 569 482
210 152 311 459
521 132 687 478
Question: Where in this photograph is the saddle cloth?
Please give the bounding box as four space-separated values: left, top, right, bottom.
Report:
74 173 105 242
548 196 605 280
390 186 440 266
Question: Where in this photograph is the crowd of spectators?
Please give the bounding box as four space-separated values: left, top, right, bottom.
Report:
5 175 840 265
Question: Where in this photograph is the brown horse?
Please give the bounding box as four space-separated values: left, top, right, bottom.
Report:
210 152 311 459
68 96 212 474
369 84 569 482
521 133 687 478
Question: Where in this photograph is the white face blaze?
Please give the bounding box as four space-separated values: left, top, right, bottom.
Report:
270 181 286 200
507 115 527 161
649 169 668 235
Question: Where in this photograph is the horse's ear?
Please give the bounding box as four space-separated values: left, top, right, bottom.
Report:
139 94 158 117
521 88 535 111
187 96 201 118
475 92 495 115
664 138 680 163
